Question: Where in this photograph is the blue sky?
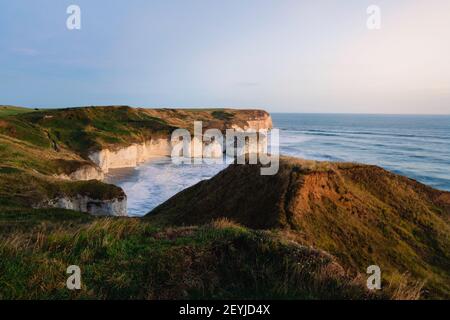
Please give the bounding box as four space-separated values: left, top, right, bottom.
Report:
1 0 449 114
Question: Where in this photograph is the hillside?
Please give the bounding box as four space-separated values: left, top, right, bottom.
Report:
0 106 271 156
0 210 375 299
147 157 450 298
2 106 379 300
1 106 448 299
0 106 35 118
0 106 271 214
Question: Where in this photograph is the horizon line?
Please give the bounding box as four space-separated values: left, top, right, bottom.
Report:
1 104 449 116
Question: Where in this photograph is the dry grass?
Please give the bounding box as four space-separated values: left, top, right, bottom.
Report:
148 157 450 299
210 218 243 229
0 211 383 300
389 273 425 300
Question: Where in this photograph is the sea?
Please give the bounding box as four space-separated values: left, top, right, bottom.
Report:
106 113 450 216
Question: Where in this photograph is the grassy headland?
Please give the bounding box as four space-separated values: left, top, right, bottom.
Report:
148 157 450 299
0 105 268 210
0 106 448 299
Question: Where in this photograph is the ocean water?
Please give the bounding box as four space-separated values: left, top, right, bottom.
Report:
106 158 229 216
107 113 450 216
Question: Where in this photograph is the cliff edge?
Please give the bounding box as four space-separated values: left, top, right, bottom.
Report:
0 106 272 215
147 156 450 298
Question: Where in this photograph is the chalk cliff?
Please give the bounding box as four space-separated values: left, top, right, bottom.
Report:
43 195 127 216
88 139 171 173
0 106 273 217
88 111 273 173
57 108 273 216
231 112 273 131
59 164 105 181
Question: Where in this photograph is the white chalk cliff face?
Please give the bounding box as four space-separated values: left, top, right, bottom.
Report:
88 115 273 171
43 195 127 217
238 115 273 131
89 139 172 173
58 165 105 181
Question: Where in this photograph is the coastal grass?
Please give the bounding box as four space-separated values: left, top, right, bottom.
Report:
0 106 446 300
0 106 176 156
0 106 35 118
0 169 124 209
0 105 198 211
0 105 271 210
0 134 90 176
0 212 377 300
148 157 450 299
19 106 180 152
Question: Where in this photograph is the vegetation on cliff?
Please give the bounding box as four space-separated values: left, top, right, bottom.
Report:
0 105 271 156
0 105 268 209
1 106 448 300
0 210 374 299
148 157 450 299
0 168 124 209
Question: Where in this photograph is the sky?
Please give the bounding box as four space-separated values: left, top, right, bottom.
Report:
0 0 449 114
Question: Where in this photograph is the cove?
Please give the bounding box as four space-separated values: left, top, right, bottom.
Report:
105 156 229 216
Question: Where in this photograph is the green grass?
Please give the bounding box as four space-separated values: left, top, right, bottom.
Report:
0 213 378 300
14 106 175 155
0 105 269 216
148 157 450 299
0 116 51 148
211 110 234 121
0 106 443 300
0 169 124 209
0 106 181 211
0 106 35 118
0 105 267 157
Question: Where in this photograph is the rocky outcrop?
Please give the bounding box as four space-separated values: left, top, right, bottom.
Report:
69 165 104 180
59 165 105 181
44 195 127 216
232 112 273 131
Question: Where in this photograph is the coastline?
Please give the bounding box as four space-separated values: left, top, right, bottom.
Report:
1 106 449 300
102 113 450 217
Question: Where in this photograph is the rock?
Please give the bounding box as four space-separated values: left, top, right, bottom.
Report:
58 165 104 181
44 195 127 216
88 138 172 173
